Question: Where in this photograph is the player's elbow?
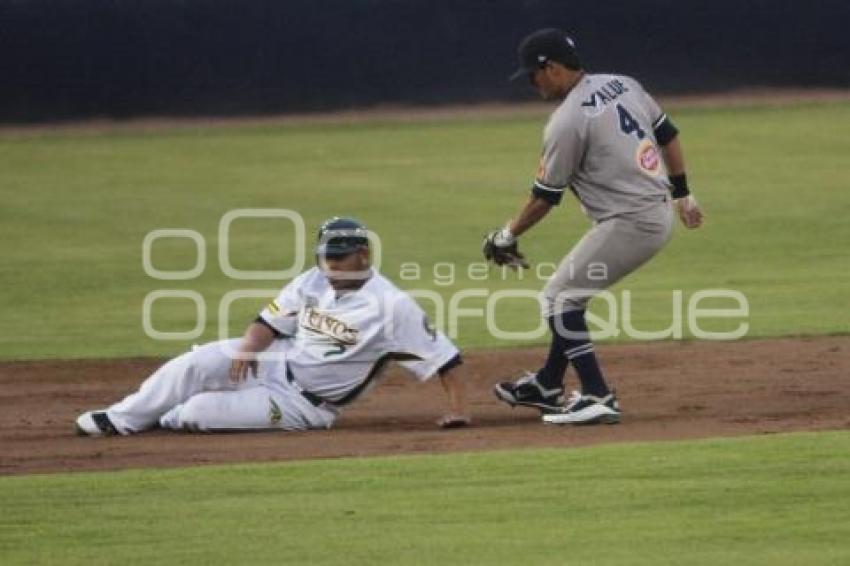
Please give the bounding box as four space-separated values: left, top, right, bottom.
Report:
531 185 564 206
653 115 679 147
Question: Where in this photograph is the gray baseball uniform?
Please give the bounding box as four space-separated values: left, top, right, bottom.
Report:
492 27 699 423
535 73 675 315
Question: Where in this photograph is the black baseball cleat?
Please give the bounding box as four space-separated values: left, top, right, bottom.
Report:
493 372 565 414
542 390 621 425
75 410 121 437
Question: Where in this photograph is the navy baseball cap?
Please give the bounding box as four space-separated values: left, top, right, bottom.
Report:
510 28 582 81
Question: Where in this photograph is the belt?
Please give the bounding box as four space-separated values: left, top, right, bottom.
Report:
286 367 330 407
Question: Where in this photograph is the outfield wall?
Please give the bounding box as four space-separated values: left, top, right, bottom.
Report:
3 0 849 122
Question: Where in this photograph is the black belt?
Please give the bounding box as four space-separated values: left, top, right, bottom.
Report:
286 367 330 407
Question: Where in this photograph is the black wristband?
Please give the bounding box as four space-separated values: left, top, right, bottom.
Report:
669 173 690 199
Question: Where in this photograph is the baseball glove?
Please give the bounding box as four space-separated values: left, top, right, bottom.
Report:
483 230 530 270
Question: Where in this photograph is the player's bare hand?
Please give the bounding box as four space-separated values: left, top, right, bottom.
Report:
437 414 471 429
230 358 258 383
674 195 703 229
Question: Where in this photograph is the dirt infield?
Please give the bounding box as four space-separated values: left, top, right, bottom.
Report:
1 336 848 476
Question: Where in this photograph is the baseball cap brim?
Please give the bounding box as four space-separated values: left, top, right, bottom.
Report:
509 65 534 81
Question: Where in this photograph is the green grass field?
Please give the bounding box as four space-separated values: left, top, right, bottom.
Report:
1 101 849 360
2 101 848 565
2 431 849 565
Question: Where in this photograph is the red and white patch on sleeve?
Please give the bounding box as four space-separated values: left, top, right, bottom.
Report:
636 139 661 176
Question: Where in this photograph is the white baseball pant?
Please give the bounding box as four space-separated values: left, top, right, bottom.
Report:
105 339 337 433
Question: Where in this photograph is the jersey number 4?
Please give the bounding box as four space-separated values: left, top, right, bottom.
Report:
617 104 646 140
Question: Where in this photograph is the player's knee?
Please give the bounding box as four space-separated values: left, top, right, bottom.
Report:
184 340 237 381
540 289 557 318
542 285 589 316
541 282 560 312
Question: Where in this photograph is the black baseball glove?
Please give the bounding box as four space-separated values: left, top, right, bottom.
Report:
483 230 530 270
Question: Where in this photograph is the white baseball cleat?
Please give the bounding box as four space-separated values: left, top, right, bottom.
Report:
542 391 621 425
75 410 121 436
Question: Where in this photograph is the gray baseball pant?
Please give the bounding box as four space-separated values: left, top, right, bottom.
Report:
542 200 674 317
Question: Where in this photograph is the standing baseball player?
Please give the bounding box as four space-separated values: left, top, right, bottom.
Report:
76 217 470 436
485 28 703 425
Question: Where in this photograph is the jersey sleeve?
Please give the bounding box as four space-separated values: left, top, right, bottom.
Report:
257 272 307 337
533 113 585 205
386 294 460 382
630 78 678 145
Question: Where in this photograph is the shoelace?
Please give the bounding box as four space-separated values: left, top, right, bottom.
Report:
515 371 537 386
564 390 582 411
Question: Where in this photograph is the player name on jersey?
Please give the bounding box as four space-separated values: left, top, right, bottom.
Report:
300 306 359 345
581 78 630 108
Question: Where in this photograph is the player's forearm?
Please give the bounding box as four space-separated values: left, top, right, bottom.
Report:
438 367 469 416
661 136 686 176
238 322 276 354
508 196 553 237
661 136 697 200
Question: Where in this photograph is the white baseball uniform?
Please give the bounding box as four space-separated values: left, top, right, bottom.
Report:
105 267 459 433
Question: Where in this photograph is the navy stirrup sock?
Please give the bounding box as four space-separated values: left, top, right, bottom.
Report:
534 316 570 390
537 310 610 397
